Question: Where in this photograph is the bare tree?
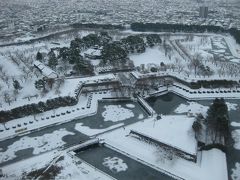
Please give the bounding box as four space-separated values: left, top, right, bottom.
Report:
3 92 12 105
191 53 202 77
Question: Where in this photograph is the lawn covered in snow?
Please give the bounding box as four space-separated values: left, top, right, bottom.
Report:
129 47 166 66
131 115 197 155
0 151 112 180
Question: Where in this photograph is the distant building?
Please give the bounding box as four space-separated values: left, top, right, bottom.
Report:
199 6 208 18
34 61 58 79
84 45 102 59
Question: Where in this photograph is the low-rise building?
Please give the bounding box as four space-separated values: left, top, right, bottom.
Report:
34 60 58 79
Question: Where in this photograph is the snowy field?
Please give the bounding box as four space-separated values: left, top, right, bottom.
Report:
0 151 112 180
131 115 197 155
0 30 101 110
129 47 182 67
0 30 239 179
180 36 212 57
75 123 124 136
231 122 240 128
130 34 240 82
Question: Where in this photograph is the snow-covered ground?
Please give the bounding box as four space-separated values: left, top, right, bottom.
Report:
129 47 180 67
130 34 240 82
99 117 228 180
232 129 240 150
0 150 113 180
102 157 128 173
0 73 116 111
0 29 115 111
0 150 58 180
231 122 240 128
0 31 239 179
131 115 197 155
180 36 212 55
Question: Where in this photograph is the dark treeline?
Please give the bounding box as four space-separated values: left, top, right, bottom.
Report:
229 28 240 44
131 23 240 44
71 23 124 30
190 80 238 89
0 96 77 123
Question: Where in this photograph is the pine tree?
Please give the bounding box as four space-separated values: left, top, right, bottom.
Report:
36 51 43 61
48 50 58 70
68 48 82 64
35 79 46 90
206 98 229 143
13 80 22 91
73 60 94 75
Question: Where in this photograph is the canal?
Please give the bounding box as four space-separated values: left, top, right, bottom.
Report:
0 100 148 167
75 145 174 180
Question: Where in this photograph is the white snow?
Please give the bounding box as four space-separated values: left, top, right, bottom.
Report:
138 114 144 119
231 162 240 180
56 153 113 180
126 103 135 108
74 123 124 136
0 31 237 180
131 115 197 155
231 122 240 127
232 129 240 150
102 105 134 122
180 36 212 57
99 117 228 180
102 157 128 173
224 36 240 58
129 47 177 67
0 128 74 163
174 102 209 117
1 151 112 180
0 150 59 179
